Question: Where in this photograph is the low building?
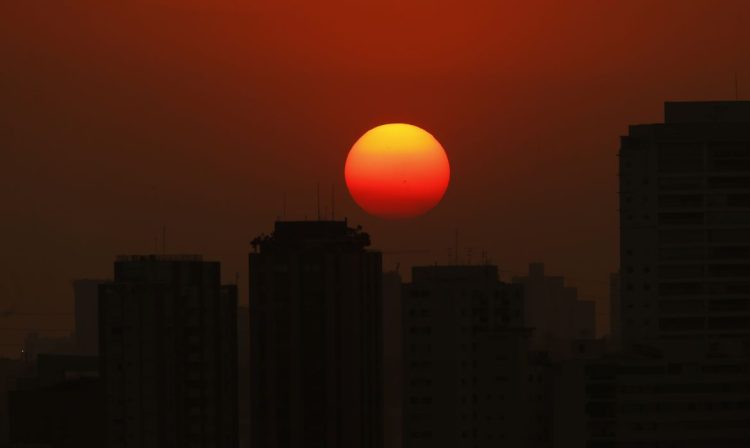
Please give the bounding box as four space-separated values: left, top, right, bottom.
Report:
8 354 102 448
513 263 596 359
9 377 102 448
0 357 24 446
403 265 553 448
73 279 108 356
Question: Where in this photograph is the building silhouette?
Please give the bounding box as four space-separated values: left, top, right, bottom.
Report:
382 271 403 448
555 339 750 447
512 263 596 359
8 354 102 448
0 357 24 447
237 305 250 448
609 273 621 351
619 101 750 345
22 331 75 362
402 265 552 448
248 221 383 448
73 279 108 356
553 101 750 447
551 338 609 448
9 377 102 448
99 255 237 448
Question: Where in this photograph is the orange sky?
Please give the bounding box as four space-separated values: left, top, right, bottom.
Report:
2 0 750 355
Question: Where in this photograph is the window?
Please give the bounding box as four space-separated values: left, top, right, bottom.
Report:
659 317 704 331
659 212 703 226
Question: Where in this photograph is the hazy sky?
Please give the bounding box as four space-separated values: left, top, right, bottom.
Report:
2 0 750 355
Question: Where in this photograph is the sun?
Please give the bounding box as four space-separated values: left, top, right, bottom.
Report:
345 123 450 219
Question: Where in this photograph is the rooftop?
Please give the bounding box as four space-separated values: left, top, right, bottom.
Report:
412 265 500 283
664 101 750 124
251 220 371 252
115 254 204 262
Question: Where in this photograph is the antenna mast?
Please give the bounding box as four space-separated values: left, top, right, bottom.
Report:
454 228 459 265
734 72 740 101
735 72 740 100
316 183 321 220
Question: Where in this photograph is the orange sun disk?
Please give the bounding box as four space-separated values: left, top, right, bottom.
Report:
345 123 450 219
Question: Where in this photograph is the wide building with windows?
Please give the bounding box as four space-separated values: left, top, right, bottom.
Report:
99 255 238 448
619 101 750 345
402 265 552 448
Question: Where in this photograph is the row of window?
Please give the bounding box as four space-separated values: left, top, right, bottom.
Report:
659 228 750 243
659 211 750 226
618 400 750 413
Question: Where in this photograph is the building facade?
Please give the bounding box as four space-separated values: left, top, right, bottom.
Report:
609 273 621 351
248 221 383 448
619 101 750 345
402 265 552 448
563 100 750 447
512 263 596 359
9 354 103 448
383 271 404 448
99 255 237 448
74 279 107 355
555 340 750 448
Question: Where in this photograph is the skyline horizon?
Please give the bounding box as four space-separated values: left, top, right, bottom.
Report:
4 99 750 358
4 3 750 446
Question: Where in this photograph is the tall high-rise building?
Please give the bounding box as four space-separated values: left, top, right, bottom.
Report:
99 255 237 448
619 101 750 346
554 100 750 448
402 265 552 448
248 221 383 448
382 271 403 448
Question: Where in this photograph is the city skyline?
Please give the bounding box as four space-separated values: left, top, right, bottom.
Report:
4 2 750 447
4 1 750 357
4 99 750 443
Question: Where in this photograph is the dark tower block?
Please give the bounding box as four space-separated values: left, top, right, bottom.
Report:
249 221 383 448
99 255 237 448
619 101 750 346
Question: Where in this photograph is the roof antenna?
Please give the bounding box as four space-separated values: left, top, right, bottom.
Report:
331 184 335 220
283 191 287 220
316 182 321 221
162 225 167 254
454 228 459 265
735 72 740 100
